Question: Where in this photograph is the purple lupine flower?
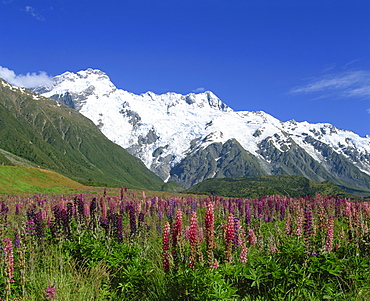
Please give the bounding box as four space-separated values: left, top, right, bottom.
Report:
15 203 21 215
90 198 97 218
116 215 123 243
1 201 9 214
128 205 136 236
233 217 240 250
13 229 21 248
156 210 163 233
245 203 251 226
279 201 286 221
34 211 44 239
100 198 107 219
25 218 36 235
138 212 145 230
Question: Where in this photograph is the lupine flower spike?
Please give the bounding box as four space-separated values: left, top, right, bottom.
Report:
163 221 171 273
189 211 198 269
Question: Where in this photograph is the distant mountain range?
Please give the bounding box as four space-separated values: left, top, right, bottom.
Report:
0 78 163 190
32 68 370 196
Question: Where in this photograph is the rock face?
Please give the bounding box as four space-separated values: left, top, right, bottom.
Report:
34 68 370 193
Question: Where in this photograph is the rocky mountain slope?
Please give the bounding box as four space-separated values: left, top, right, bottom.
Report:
34 69 370 194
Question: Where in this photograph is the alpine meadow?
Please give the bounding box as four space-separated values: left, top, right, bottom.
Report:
0 71 369 300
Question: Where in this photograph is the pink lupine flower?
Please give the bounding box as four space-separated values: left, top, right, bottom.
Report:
295 206 304 237
3 238 14 283
211 259 219 269
205 202 215 266
163 221 171 273
239 243 248 263
269 242 278 254
284 214 291 237
172 209 183 266
247 228 257 245
3 238 14 299
225 213 234 262
325 217 335 252
189 211 198 269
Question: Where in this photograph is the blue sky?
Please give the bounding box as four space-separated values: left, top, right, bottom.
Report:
1 0 369 137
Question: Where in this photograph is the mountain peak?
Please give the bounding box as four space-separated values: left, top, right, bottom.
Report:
33 69 370 193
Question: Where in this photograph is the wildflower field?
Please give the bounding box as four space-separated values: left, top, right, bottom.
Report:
0 189 369 300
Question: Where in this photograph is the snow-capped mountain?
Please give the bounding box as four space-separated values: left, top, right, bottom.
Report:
34 68 370 193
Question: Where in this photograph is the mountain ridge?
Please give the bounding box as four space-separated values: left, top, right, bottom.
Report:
32 68 370 195
0 78 164 190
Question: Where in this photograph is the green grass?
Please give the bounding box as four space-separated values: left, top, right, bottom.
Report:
0 165 88 194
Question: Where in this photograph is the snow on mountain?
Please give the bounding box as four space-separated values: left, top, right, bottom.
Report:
35 68 370 190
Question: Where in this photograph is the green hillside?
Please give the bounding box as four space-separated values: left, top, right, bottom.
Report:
0 79 163 190
0 166 88 194
188 175 362 199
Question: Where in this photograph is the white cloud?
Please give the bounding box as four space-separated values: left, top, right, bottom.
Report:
23 6 45 21
0 66 53 88
290 70 370 99
192 87 205 93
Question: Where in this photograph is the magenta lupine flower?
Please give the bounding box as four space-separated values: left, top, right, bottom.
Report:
163 221 171 273
45 286 57 299
189 211 198 269
326 217 335 252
